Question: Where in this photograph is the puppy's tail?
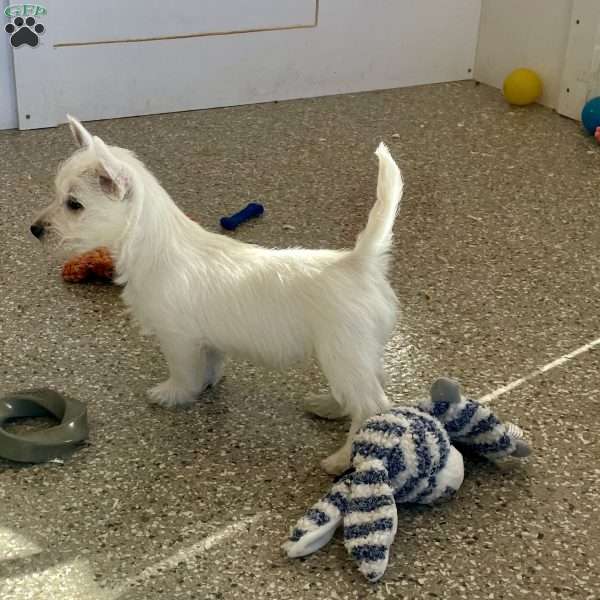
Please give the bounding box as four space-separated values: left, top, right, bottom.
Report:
354 142 403 259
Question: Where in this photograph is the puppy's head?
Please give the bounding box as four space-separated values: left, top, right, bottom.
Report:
31 116 136 256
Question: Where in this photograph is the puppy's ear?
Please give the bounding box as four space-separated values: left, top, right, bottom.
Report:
92 136 132 200
67 114 93 149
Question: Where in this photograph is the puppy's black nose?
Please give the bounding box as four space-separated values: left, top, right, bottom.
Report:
30 223 45 239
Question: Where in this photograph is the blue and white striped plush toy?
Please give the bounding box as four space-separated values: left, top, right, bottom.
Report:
284 377 530 582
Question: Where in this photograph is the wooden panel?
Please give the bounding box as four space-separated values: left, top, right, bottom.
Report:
52 0 317 46
557 0 600 120
0 0 17 129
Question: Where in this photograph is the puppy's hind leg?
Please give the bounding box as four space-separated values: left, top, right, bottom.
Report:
203 347 225 389
303 359 387 421
148 336 218 409
320 382 389 475
317 348 391 474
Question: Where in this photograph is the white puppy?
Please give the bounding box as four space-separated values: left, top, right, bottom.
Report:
31 116 403 474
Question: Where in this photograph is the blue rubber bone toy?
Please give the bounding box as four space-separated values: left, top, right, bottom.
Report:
284 377 530 582
220 202 264 231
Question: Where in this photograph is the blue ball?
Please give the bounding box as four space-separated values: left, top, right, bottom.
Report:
581 97 600 135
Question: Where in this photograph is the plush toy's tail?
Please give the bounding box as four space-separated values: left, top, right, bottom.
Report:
283 478 349 558
419 378 531 459
342 458 398 583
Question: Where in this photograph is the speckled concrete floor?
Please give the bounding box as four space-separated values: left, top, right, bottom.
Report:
1 81 599 599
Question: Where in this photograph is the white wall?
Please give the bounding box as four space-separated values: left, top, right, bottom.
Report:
475 0 573 109
11 0 482 129
0 0 17 129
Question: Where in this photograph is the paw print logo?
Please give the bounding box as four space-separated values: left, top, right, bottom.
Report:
5 16 45 48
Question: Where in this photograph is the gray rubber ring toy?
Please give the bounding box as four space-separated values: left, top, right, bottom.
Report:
0 389 88 463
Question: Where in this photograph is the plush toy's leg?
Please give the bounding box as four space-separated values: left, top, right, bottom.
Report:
415 445 464 504
148 338 216 408
446 407 530 459
284 479 349 558
504 423 531 457
422 378 531 460
343 459 397 583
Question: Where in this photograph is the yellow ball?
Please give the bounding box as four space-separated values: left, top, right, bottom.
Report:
503 68 542 106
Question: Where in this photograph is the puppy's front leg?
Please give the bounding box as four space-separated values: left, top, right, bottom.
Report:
148 336 221 408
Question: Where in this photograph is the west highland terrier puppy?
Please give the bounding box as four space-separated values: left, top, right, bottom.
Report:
31 116 403 474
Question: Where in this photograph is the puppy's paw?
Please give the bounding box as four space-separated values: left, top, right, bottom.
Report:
147 379 197 409
303 393 347 420
204 361 224 389
320 450 351 476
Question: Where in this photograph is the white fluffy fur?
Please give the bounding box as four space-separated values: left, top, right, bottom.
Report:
32 116 404 474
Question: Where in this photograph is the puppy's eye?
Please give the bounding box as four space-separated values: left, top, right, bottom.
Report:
66 196 84 211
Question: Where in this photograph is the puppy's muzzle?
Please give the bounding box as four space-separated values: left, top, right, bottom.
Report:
30 221 46 239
